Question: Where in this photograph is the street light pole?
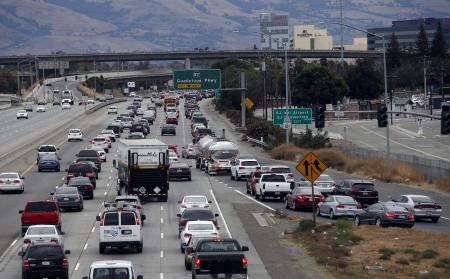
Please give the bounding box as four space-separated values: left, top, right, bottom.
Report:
284 47 289 144
340 0 344 65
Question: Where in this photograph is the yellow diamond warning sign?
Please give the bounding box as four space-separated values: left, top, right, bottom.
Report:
296 152 328 183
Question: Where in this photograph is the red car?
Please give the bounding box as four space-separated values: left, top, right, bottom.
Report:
19 201 62 236
168 144 178 154
166 116 178 125
285 187 324 211
246 171 262 196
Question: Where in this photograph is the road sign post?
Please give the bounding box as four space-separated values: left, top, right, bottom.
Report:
173 69 221 90
273 108 312 125
296 152 328 227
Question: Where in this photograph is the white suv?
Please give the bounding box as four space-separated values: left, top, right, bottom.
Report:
107 106 118 114
261 165 295 186
230 157 260 181
68 129 83 141
82 260 143 279
97 204 145 254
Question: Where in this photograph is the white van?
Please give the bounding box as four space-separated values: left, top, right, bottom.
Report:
82 260 143 279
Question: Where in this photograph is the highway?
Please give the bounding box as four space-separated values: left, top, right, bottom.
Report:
1 92 449 279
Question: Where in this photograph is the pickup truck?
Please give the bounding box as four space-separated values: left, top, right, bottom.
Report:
19 201 62 236
255 173 291 201
191 238 249 279
37 145 59 162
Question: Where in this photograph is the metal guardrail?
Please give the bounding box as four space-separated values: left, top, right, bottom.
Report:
85 98 128 115
246 136 267 147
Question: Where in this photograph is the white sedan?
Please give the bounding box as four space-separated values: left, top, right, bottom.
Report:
22 225 64 252
67 128 83 141
180 221 219 252
107 106 118 114
178 195 212 214
169 151 179 164
36 105 46 112
62 103 71 110
16 110 28 119
0 172 24 193
90 146 106 162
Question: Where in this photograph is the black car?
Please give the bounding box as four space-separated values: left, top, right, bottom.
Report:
161 124 176 136
76 156 101 173
334 180 379 207
192 116 208 128
127 132 145 139
67 176 94 199
20 243 70 279
52 186 83 211
38 154 60 172
75 160 100 179
53 100 60 106
66 163 97 189
131 124 147 135
107 123 123 134
169 163 192 181
355 202 414 228
177 208 219 236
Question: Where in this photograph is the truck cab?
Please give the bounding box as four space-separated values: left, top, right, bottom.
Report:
255 173 291 201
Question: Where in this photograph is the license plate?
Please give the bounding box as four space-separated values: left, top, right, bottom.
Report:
275 191 280 195
41 261 50 266
427 211 433 215
6 180 11 184
177 169 183 173
347 211 354 215
362 192 368 196
397 215 406 219
122 229 132 235
64 198 69 201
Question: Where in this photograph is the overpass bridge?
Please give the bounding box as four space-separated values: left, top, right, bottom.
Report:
0 49 383 65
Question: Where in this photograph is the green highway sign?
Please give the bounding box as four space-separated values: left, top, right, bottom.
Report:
273 108 312 125
214 90 221 102
173 69 221 90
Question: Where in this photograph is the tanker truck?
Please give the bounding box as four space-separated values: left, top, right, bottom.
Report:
195 136 239 175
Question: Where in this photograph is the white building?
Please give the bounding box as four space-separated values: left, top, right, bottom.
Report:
342 37 368 50
260 13 289 50
291 25 333 50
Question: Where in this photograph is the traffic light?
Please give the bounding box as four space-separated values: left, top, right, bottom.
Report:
75 76 78 80
441 105 450 135
314 105 325 129
377 104 388 128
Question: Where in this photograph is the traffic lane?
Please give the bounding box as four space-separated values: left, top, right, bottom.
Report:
0 105 124 254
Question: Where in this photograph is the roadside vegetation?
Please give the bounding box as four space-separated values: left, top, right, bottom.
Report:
285 218 450 279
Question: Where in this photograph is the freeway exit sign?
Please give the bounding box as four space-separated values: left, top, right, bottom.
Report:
173 69 221 90
273 108 312 125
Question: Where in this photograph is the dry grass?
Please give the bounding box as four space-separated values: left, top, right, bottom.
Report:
285 220 450 279
268 144 306 161
435 176 450 193
77 84 97 98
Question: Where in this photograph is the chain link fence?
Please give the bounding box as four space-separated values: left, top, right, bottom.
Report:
338 142 450 181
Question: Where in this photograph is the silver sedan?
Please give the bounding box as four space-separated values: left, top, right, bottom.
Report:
391 195 442 222
22 225 65 252
0 172 25 193
317 195 363 219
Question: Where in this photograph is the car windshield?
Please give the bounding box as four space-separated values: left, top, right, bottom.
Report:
93 268 130 279
188 223 214 231
184 196 207 204
182 210 214 219
0 173 19 179
261 174 285 182
56 187 78 194
25 202 57 212
241 161 258 166
411 196 434 203
385 205 408 213
352 183 375 190
27 245 63 258
271 167 291 173
69 129 80 133
335 196 357 204
198 241 239 252
27 227 56 235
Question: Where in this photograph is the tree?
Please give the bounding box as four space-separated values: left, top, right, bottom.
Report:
345 59 383 100
431 21 447 60
387 33 401 70
292 64 348 106
416 24 429 57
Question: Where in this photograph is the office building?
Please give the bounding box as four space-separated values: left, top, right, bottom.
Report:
342 37 367 51
291 25 333 50
367 18 450 50
259 13 289 50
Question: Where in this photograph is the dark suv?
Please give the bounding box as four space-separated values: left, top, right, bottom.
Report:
66 163 97 188
334 180 378 206
20 243 70 279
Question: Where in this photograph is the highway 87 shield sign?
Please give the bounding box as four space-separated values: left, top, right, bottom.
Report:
296 152 328 183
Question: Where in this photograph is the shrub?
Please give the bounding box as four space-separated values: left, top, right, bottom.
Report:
379 247 396 260
422 249 439 259
396 258 409 265
292 129 331 149
434 258 450 269
315 148 347 169
435 176 450 193
297 219 315 232
269 144 305 161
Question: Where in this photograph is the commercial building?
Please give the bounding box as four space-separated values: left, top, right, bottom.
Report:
291 25 333 50
259 13 289 50
342 37 367 51
367 18 450 50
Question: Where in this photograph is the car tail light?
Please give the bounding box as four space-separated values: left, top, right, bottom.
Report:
356 204 363 209
242 257 248 266
63 258 69 267
408 214 415 220
414 205 423 209
194 258 201 267
336 204 345 209
23 239 31 244
136 218 141 225
384 212 396 218
204 204 209 208
50 238 59 244
99 219 104 226
13 179 21 183
184 233 192 238
372 190 379 197
23 260 30 269
188 148 193 151
0 180 4 184
67 173 75 178
239 167 245 170
84 185 92 190
288 173 293 177
296 195 305 201
180 220 187 226
350 189 359 195
136 205 142 209
86 172 94 177
435 204 442 209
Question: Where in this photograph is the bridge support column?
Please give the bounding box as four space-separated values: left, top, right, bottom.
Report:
185 58 191 69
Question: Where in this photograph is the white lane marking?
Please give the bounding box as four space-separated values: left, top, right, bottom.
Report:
10 238 18 247
228 187 232 189
104 191 107 196
160 250 164 258
224 184 228 186
108 176 111 180
91 227 95 233
61 177 64 180
234 190 276 212
74 263 80 271
83 243 88 250
161 233 164 239
160 206 164 211
160 217 163 224
110 169 113 172
209 189 232 238
219 181 223 184
160 273 163 279
106 183 110 187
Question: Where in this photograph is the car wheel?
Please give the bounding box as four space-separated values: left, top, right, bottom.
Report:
105 149 109 153
354 216 360 226
22 271 28 279
316 207 321 216
330 210 335 220
246 185 250 194
291 200 297 211
38 168 41 172
188 176 192 181
431 217 439 223
375 218 383 227
230 173 234 180
260 191 265 201
90 193 94 200
99 244 106 254
78 204 83 211
185 261 191 270
285 198 290 209
137 246 143 253
56 168 60 172
235 172 239 181
180 245 185 253
251 188 256 196
255 191 260 200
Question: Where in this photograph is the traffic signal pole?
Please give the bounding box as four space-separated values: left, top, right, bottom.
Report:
382 38 392 178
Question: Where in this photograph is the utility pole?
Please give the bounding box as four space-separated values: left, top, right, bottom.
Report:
240 70 246 129
340 0 344 65
284 49 290 144
262 60 267 120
